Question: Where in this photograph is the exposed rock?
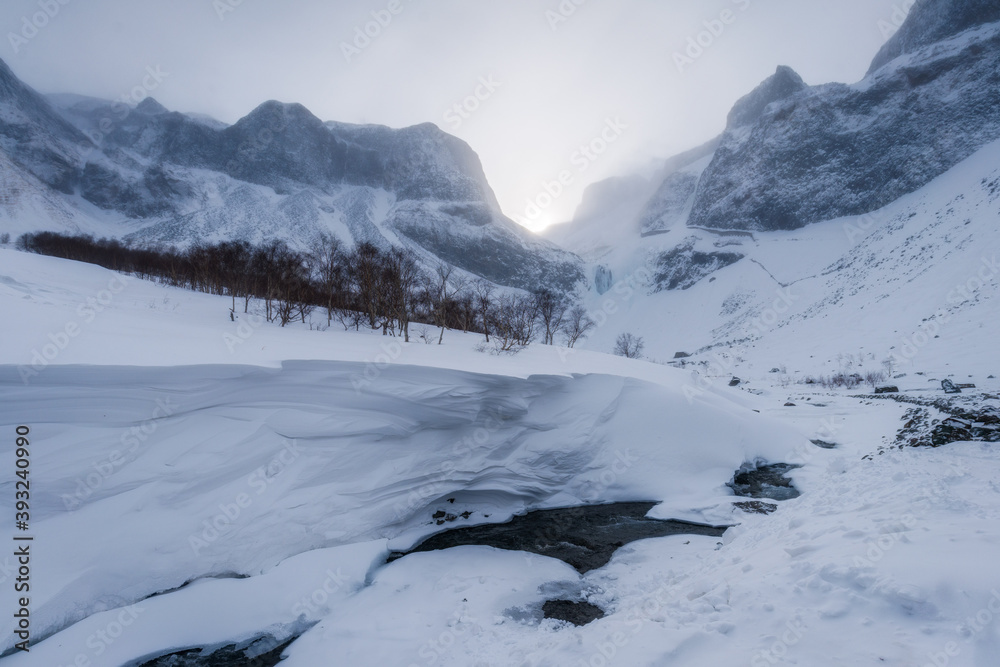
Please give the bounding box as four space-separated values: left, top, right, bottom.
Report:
931 417 974 445
729 462 801 501
875 385 900 394
942 379 962 394
726 65 808 129
868 0 1000 73
542 600 606 626
810 439 838 449
634 137 719 235
638 170 700 236
733 500 779 515
651 238 743 291
729 377 742 387
686 4 1000 231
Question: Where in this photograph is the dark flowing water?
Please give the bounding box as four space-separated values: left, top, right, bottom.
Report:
136 502 733 663
388 501 729 574
137 635 295 667
728 463 801 501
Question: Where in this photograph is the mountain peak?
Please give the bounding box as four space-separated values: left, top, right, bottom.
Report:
238 100 324 131
135 97 168 115
868 0 1000 74
726 65 806 129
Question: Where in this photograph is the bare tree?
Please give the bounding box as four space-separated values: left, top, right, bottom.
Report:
473 279 496 343
564 306 596 348
534 289 568 346
430 263 468 345
386 248 422 342
334 306 365 331
350 243 384 330
614 333 645 359
865 370 887 390
310 234 345 326
490 293 539 352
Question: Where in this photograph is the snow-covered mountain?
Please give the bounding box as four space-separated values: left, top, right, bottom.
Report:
550 0 1000 253
3 0 1000 661
540 0 1000 366
0 61 584 292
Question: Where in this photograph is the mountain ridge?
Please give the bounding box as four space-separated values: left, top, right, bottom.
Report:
0 64 584 292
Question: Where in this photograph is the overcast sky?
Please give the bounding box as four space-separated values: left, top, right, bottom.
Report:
1 0 910 230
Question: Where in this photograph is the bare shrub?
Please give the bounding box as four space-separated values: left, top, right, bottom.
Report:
614 333 644 359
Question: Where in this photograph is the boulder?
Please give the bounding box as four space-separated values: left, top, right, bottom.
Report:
875 386 900 394
931 417 973 446
942 379 962 394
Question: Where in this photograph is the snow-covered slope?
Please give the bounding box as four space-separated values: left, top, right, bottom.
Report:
0 246 806 661
569 135 1000 382
1 247 999 666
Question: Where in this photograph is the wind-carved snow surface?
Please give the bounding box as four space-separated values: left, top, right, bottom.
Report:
1 234 1000 664
0 352 801 664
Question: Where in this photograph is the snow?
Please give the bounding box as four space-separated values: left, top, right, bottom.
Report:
570 136 1000 386
1 133 1000 666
